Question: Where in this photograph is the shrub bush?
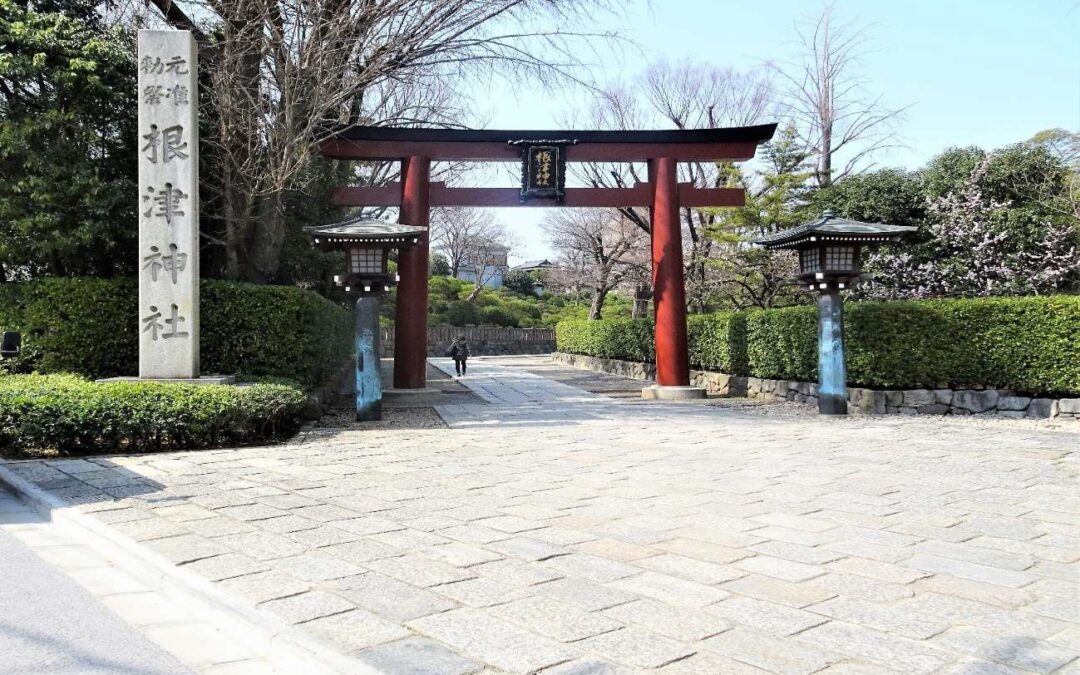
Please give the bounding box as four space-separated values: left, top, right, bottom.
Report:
0 277 138 377
556 319 653 362
200 281 351 388
0 278 351 388
556 295 1080 395
0 374 307 455
745 306 818 382
688 312 749 375
843 296 1080 394
479 306 519 327
443 300 481 326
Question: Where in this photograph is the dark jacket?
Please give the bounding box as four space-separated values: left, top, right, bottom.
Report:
449 339 469 359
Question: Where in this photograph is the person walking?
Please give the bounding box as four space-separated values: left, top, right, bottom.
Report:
449 335 470 377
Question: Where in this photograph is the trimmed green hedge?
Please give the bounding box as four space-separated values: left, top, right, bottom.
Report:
745 307 817 382
556 318 654 363
0 374 307 455
688 312 749 375
557 296 1080 395
0 278 351 388
201 282 352 388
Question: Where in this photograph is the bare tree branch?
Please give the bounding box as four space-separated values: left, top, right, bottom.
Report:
543 209 648 319
773 3 908 186
143 0 623 281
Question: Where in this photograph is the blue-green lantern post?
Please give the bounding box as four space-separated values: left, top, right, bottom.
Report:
753 210 915 416
307 219 425 421
354 294 382 421
816 288 847 415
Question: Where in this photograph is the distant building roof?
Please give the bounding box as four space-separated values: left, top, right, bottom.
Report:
752 210 917 249
512 259 555 271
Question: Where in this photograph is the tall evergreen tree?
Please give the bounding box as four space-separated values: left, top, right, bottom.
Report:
0 0 137 280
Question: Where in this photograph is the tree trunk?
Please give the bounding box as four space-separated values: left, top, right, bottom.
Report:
48 252 66 277
245 193 287 282
818 121 833 187
466 272 484 302
631 283 650 318
589 287 609 320
217 6 264 281
222 185 253 280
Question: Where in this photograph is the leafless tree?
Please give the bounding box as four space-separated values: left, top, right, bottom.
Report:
775 3 906 186
543 209 648 319
430 207 503 277
463 227 517 302
141 0 620 282
1029 128 1080 170
568 59 778 311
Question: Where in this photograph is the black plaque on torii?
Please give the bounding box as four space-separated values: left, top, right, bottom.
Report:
509 139 577 204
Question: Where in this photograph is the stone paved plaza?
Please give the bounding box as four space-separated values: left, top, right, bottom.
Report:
3 357 1080 674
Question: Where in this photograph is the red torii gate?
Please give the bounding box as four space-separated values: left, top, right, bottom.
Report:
319 125 777 394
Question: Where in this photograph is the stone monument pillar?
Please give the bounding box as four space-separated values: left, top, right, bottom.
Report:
138 30 200 379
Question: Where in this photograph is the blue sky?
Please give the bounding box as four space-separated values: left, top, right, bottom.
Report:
472 0 1080 262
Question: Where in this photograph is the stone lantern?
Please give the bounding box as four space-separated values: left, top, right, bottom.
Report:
753 210 915 415
307 218 425 421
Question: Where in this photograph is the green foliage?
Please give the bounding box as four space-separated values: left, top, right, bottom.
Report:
556 319 653 362
479 306 518 327
842 297 1080 394
201 281 352 387
825 142 1080 299
557 296 1080 395
443 300 481 326
426 275 610 327
744 306 819 381
0 0 138 279
272 159 354 287
0 373 306 455
1028 128 1080 171
429 253 451 277
687 312 749 375
922 147 985 201
813 168 925 227
0 277 137 376
704 124 815 309
503 269 543 295
0 278 351 388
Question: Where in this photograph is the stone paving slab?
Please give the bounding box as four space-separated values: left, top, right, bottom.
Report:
3 356 1080 673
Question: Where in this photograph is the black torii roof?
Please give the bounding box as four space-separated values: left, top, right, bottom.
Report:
752 210 917 249
305 218 426 251
324 124 778 145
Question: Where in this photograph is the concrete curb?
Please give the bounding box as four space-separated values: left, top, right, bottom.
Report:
0 463 384 675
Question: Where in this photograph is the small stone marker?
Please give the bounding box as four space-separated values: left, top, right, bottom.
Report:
138 30 199 379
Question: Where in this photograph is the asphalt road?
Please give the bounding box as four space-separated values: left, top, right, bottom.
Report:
0 492 192 675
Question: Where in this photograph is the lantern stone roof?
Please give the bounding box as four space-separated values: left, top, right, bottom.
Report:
752 210 917 249
306 218 426 249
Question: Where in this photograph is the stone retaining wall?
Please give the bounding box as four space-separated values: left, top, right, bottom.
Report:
552 352 1080 420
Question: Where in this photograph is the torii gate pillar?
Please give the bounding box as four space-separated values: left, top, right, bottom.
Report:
642 157 703 400
649 157 690 387
394 156 431 389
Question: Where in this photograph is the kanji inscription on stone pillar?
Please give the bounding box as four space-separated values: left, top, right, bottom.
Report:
138 30 199 378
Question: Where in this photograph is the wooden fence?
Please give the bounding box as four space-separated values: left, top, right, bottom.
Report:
379 325 556 356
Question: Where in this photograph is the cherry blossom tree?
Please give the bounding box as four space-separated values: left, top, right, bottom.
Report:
861 157 1080 299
